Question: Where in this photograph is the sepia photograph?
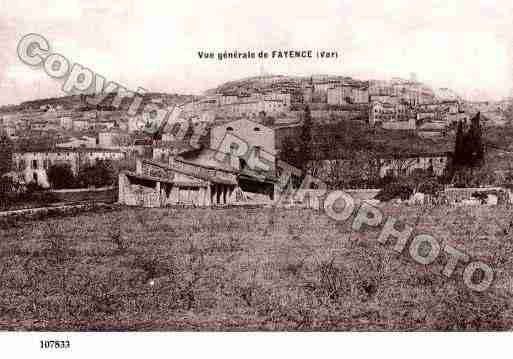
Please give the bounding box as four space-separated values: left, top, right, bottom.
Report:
0 0 513 356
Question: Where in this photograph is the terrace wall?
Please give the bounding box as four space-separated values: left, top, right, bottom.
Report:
276 187 512 209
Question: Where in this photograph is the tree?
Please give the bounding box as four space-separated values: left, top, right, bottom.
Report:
76 159 115 188
261 116 275 127
0 132 13 176
298 105 313 171
449 112 485 185
376 182 413 202
467 112 484 167
305 150 380 189
47 163 75 189
453 120 465 168
279 137 299 168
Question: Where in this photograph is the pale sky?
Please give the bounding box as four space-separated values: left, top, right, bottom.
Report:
1 0 512 105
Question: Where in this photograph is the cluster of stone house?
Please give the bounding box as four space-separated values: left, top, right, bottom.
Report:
118 118 278 207
179 92 293 119
1 114 465 208
327 84 369 105
119 159 240 207
0 105 130 143
117 117 459 208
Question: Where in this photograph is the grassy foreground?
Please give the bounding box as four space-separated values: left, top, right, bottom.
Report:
0 204 513 331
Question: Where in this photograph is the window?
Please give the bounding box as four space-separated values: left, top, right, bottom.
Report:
254 127 260 132
33 172 38 182
226 126 234 131
32 159 38 169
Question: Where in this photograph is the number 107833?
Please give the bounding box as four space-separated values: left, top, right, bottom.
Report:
40 340 70 349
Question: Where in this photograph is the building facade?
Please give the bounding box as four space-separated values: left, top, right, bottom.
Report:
378 152 451 178
13 148 125 187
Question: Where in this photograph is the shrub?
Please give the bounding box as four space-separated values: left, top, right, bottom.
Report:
25 181 45 193
418 179 444 197
76 160 116 188
47 163 75 189
376 182 413 202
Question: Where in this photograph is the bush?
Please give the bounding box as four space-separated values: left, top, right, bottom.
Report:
25 181 45 193
376 182 413 202
47 163 75 189
76 160 116 188
418 179 444 197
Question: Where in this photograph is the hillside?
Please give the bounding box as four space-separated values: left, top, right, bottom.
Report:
276 120 455 160
206 74 367 96
0 92 198 114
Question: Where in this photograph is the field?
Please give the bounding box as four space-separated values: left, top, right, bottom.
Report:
1 204 513 331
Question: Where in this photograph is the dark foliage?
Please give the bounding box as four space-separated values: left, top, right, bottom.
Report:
47 163 76 189
375 182 413 202
76 160 116 188
452 112 484 173
0 133 13 176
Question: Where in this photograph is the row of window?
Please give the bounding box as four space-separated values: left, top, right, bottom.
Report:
226 126 261 132
381 157 445 165
16 155 120 171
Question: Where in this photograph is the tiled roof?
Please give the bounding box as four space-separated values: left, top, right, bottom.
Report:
142 159 238 185
14 146 123 154
123 170 207 187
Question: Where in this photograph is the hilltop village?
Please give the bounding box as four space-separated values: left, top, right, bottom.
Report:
1 74 513 207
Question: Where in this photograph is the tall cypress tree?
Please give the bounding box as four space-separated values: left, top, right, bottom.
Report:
0 131 13 176
450 112 485 185
453 120 465 167
299 105 313 171
468 111 484 167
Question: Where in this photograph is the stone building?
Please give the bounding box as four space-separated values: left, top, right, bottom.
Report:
118 118 278 207
119 159 238 207
218 99 287 117
378 152 452 178
13 147 125 187
327 85 369 105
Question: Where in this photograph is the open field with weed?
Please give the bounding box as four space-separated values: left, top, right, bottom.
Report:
0 204 513 331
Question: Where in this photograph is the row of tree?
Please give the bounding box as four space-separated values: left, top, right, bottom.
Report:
47 159 116 189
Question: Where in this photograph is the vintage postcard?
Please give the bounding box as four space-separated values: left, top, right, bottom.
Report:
0 0 512 356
